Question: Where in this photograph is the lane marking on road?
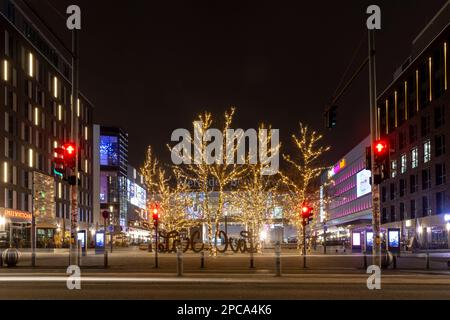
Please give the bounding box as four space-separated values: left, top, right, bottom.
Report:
0 275 449 285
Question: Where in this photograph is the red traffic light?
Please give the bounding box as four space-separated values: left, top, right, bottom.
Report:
300 204 313 219
62 142 77 169
150 202 160 221
374 140 388 155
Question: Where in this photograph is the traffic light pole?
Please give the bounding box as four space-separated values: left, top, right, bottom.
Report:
368 29 381 267
154 221 159 268
69 29 80 266
302 220 307 268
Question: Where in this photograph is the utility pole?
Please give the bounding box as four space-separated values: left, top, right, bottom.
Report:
368 29 381 267
69 29 80 266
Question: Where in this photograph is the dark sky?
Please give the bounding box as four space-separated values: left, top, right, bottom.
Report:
26 0 448 168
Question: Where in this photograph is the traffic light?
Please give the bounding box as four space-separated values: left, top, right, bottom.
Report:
150 202 160 224
365 146 372 170
325 105 337 129
300 204 314 225
373 140 389 165
63 142 77 169
53 146 66 178
372 140 390 185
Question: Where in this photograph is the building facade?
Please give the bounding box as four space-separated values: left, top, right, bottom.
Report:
379 16 450 250
0 0 94 249
318 136 373 246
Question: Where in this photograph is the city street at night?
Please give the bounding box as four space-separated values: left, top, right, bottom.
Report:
1 0 450 307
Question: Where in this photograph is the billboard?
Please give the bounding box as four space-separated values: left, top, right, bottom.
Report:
356 170 372 198
127 179 147 210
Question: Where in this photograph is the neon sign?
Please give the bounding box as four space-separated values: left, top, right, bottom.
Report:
328 159 346 178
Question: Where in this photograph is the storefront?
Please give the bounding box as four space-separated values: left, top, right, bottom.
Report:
127 227 150 244
0 208 32 249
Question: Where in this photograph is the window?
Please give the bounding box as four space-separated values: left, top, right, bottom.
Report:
409 125 417 144
436 192 445 215
436 163 446 186
399 203 405 221
411 148 418 169
410 174 418 194
421 115 431 137
399 132 406 150
410 200 416 219
391 160 397 178
422 196 430 217
422 168 431 190
434 105 445 129
381 186 387 203
390 206 396 222
435 135 446 157
382 208 388 224
399 179 407 197
424 140 431 163
390 183 396 201
400 154 407 174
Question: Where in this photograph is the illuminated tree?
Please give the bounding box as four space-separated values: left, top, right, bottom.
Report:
141 146 195 235
281 123 330 251
174 108 248 255
229 125 281 252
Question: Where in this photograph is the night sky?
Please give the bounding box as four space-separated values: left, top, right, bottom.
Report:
28 0 448 168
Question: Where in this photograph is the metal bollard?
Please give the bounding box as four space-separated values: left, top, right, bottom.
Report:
275 241 281 277
426 253 430 270
200 251 205 269
0 250 3 267
104 250 108 269
363 251 368 269
177 246 183 277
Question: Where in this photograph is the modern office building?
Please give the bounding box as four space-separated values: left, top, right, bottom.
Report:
0 0 94 249
126 164 149 243
95 126 129 236
378 6 450 250
318 136 373 245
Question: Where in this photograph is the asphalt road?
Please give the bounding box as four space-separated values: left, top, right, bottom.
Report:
0 272 450 300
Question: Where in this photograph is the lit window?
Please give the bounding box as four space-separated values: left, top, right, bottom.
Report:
28 53 34 78
58 105 63 121
84 126 88 140
391 160 397 178
58 182 62 199
77 99 81 117
3 60 8 81
53 76 58 98
28 149 34 168
400 154 407 174
411 148 418 169
424 140 431 163
3 162 8 183
85 159 88 174
34 107 39 126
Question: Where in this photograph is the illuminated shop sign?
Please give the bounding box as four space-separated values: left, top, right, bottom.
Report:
328 159 346 178
0 208 32 221
127 180 147 210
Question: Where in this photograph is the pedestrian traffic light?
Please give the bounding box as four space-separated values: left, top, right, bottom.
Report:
365 146 372 170
325 105 338 129
373 140 389 165
63 142 77 169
